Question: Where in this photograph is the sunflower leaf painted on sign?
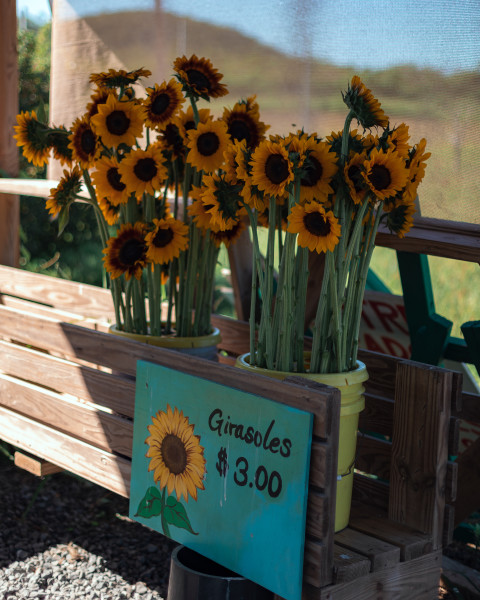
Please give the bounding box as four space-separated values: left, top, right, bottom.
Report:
130 360 313 600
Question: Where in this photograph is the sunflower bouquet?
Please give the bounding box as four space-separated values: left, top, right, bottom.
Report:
233 76 430 374
14 56 269 338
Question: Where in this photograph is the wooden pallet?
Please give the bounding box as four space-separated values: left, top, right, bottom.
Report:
0 265 471 599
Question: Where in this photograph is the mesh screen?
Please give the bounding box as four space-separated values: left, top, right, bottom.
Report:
50 0 480 224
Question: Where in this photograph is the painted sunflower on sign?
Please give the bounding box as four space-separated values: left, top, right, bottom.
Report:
145 217 189 265
145 405 206 503
102 222 148 281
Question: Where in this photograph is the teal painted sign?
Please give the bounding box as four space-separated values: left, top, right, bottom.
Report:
130 360 313 600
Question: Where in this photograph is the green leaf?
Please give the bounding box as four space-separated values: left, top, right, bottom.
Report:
164 496 198 535
57 204 71 237
135 486 163 519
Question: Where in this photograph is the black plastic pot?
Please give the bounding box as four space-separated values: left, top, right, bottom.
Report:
167 545 274 600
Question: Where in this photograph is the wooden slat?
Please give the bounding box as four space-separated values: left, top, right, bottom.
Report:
0 406 131 497
332 545 370 583
14 450 63 477
0 265 115 318
348 512 433 562
376 217 480 263
358 393 394 438
352 474 389 512
355 434 391 481
0 374 133 457
454 434 480 525
0 339 136 418
305 550 442 600
388 362 451 549
452 390 480 423
0 305 340 439
303 538 331 588
334 527 400 572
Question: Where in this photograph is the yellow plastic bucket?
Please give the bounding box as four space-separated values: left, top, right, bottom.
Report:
236 353 367 532
109 325 222 360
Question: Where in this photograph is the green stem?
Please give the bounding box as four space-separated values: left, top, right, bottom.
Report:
160 487 171 538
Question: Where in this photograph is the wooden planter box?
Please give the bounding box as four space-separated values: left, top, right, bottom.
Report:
0 265 472 599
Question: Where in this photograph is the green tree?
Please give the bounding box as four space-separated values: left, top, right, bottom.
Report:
17 21 103 286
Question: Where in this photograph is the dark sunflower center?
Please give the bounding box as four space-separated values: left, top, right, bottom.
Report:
265 154 289 185
197 132 220 156
80 128 96 155
184 120 196 132
228 118 252 145
106 110 131 136
133 157 157 182
119 238 145 266
301 156 323 187
369 164 391 191
153 227 174 248
151 92 171 116
106 167 126 191
304 211 331 237
186 68 211 92
161 433 187 475
347 164 363 192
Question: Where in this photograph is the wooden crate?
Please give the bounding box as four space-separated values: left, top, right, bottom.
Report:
0 265 468 599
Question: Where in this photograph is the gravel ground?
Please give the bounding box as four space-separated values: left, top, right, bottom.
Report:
0 450 176 600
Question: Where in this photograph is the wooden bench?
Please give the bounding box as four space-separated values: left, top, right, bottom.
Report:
0 265 471 599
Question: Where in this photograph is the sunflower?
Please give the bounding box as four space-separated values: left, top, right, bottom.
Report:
240 180 266 212
258 197 289 231
86 87 115 118
201 173 245 231
222 96 268 149
344 151 368 204
145 217 189 265
404 138 431 202
210 219 246 248
173 54 228 100
45 166 83 218
90 94 144 149
157 122 185 161
250 139 294 197
387 123 410 158
49 125 74 167
287 201 341 253
102 222 148 281
118 145 168 199
99 196 120 225
13 111 51 167
233 139 252 182
326 128 364 157
145 405 206 502
142 79 185 130
299 139 338 201
174 106 212 140
89 67 151 89
187 189 215 230
385 201 416 239
342 76 389 129
186 119 230 173
91 155 130 206
68 116 100 168
362 148 408 202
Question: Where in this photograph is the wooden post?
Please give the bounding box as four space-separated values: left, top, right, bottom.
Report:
0 0 20 267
